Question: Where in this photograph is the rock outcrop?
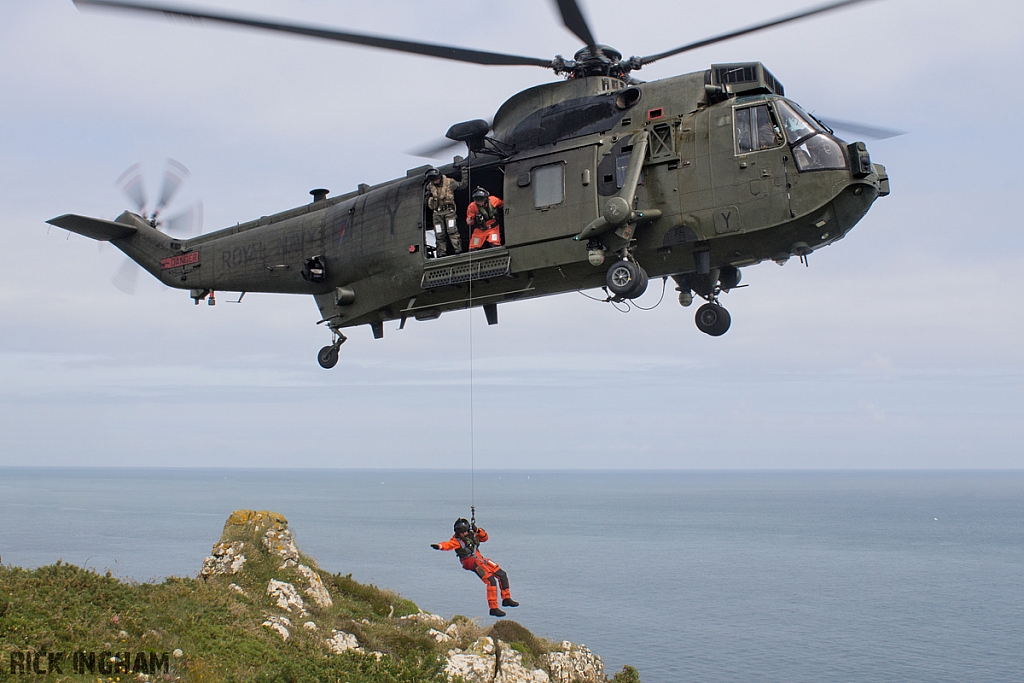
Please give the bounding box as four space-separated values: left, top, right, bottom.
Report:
200 510 620 683
267 578 306 614
541 641 605 683
441 635 605 683
200 540 246 577
326 629 362 654
295 563 332 608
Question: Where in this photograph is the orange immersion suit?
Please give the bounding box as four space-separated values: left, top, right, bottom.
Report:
466 197 504 250
435 528 511 609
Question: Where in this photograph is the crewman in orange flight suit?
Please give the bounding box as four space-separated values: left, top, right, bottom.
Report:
432 518 518 617
466 187 504 251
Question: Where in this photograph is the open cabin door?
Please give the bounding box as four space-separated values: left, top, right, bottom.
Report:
502 145 599 247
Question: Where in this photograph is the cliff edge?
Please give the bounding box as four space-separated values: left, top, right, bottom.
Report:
0 510 641 683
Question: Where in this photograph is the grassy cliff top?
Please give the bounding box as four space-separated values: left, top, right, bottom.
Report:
0 510 641 683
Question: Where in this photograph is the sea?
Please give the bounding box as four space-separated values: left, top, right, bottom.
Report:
1 469 1022 683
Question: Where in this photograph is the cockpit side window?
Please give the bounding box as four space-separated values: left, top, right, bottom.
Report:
734 104 782 154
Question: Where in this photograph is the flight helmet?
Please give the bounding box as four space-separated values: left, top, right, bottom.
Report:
454 518 471 534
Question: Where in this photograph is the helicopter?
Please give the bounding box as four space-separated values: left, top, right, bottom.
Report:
48 0 891 369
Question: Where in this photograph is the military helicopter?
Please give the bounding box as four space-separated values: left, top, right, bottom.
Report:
49 0 891 369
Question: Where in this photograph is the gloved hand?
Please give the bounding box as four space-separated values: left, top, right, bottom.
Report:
430 544 440 550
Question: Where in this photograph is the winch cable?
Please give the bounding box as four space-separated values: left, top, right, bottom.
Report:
466 165 476 518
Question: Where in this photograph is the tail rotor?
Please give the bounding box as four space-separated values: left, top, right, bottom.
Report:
155 157 190 219
116 162 148 215
109 158 203 294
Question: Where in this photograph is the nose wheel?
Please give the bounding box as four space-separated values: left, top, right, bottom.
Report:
673 269 740 337
317 329 347 369
695 303 731 336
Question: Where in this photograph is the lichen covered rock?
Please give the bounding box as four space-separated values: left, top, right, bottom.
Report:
327 629 362 654
267 579 306 614
262 615 292 641
444 637 497 683
444 636 555 683
263 527 300 565
428 627 453 643
296 563 332 608
541 641 604 683
200 541 246 578
399 611 448 627
226 509 288 530
495 641 550 683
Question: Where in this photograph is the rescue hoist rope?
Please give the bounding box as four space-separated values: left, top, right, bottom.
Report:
466 164 476 517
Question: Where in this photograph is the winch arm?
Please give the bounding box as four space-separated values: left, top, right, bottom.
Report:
575 131 659 242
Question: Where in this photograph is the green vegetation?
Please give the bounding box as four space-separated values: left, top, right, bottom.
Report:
0 511 642 682
330 573 419 619
610 665 642 683
0 559 443 683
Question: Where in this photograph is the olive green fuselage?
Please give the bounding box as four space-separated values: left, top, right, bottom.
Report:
106 65 887 335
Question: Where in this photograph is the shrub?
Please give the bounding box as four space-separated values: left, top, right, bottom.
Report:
487 619 551 661
611 664 642 683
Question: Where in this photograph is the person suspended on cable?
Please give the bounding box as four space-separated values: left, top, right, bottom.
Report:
431 517 518 617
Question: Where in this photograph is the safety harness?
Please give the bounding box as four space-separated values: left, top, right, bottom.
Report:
455 507 479 559
473 197 499 226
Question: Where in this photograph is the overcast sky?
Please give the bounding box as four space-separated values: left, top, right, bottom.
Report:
1 0 1022 469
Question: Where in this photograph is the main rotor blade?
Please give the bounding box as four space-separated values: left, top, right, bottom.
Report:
408 138 464 160
817 117 906 140
639 0 878 66
553 0 597 52
75 0 553 68
409 118 493 159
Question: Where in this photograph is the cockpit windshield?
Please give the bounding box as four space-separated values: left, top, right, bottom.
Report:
773 99 847 172
775 100 825 144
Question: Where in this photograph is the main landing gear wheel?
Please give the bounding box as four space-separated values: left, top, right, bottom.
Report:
606 260 648 299
317 345 339 369
634 268 649 298
695 303 731 336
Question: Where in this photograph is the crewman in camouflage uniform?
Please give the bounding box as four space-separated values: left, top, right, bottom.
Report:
425 167 468 257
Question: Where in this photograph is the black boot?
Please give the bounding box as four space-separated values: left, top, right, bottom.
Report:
502 599 519 607
489 608 506 617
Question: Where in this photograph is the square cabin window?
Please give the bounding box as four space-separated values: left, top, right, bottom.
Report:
533 163 564 208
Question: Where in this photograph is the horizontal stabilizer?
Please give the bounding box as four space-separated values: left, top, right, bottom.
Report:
47 214 138 241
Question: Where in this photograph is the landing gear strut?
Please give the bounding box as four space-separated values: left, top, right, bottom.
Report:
317 327 348 369
673 265 741 337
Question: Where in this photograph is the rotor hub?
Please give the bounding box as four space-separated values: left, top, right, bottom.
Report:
573 44 621 64
566 44 625 77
